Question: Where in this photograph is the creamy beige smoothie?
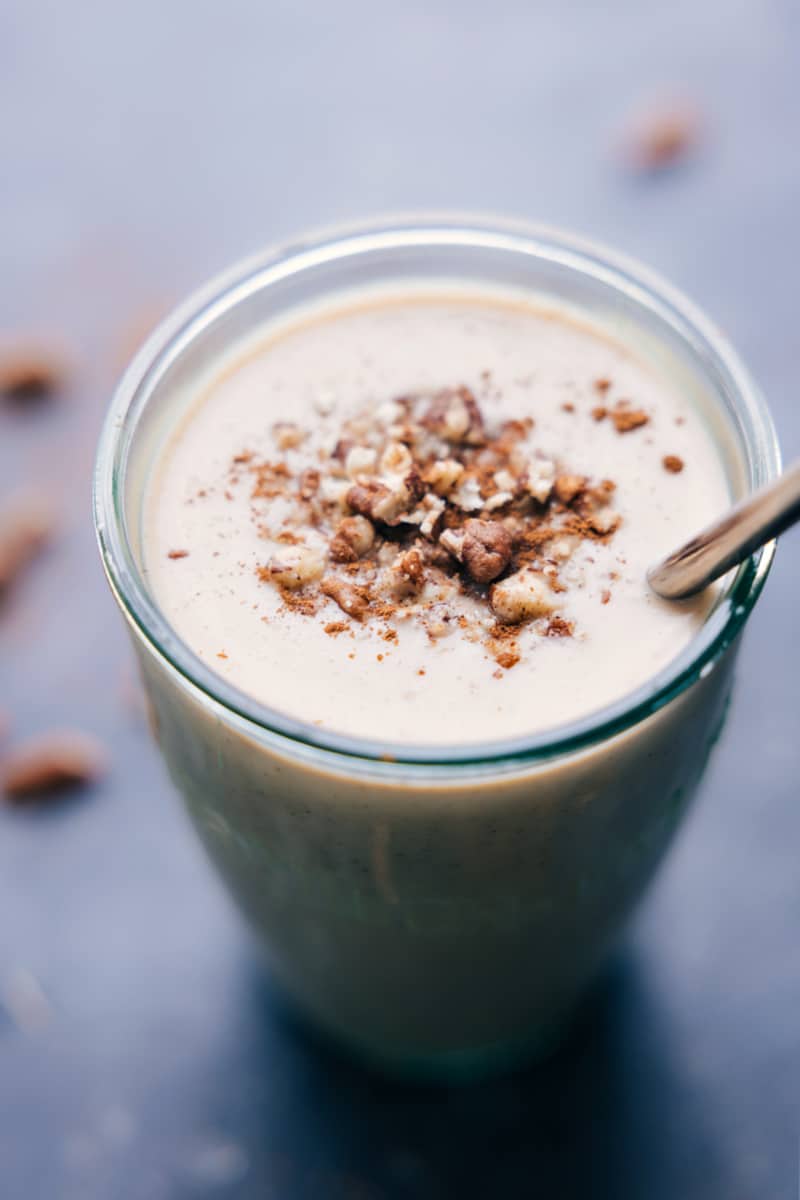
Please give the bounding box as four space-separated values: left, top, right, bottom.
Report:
145 289 730 745
98 229 773 1075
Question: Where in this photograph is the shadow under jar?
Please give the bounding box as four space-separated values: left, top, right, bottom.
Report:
94 218 778 1078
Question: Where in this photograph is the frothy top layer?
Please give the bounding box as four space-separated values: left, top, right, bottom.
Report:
144 289 732 746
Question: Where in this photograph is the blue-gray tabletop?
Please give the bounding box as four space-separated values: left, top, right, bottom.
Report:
1 2 798 1197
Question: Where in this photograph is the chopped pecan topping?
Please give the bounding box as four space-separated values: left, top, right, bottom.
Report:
662 454 685 474
490 570 555 624
272 422 306 450
329 515 375 562
344 445 377 477
240 376 625 666
553 474 586 504
610 403 649 433
425 458 464 496
346 480 392 520
422 386 485 445
386 547 426 598
461 519 513 583
262 544 325 589
320 576 371 620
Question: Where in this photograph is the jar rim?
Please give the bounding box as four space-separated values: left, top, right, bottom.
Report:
93 215 779 773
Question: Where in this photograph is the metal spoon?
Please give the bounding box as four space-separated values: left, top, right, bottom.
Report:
647 460 800 600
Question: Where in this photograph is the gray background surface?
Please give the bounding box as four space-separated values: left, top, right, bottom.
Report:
1 1 798 1196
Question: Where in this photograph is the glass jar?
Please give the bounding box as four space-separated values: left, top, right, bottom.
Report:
94 218 778 1076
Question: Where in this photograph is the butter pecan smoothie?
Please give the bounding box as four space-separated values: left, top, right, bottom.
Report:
97 224 775 1074
146 291 729 744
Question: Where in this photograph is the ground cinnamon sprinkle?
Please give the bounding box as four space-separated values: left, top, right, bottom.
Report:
324 621 349 636
662 454 685 474
167 549 189 559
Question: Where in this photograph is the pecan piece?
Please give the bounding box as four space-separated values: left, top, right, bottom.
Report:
346 471 422 525
329 515 375 562
272 421 306 450
611 403 649 433
320 576 371 621
386 546 426 598
461 519 513 584
552 474 586 504
490 570 555 624
422 386 485 445
262 544 326 589
347 480 392 519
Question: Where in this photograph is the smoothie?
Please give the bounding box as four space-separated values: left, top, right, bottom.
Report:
96 226 773 1074
145 290 730 744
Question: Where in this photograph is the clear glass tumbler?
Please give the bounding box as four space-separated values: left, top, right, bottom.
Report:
94 218 779 1077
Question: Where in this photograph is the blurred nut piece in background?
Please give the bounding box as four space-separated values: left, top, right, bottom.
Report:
0 498 56 594
2 731 109 804
620 99 702 171
0 339 72 406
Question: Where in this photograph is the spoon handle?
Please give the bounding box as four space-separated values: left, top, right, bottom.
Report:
648 460 800 600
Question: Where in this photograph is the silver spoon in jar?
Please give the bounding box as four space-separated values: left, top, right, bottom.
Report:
647 460 800 600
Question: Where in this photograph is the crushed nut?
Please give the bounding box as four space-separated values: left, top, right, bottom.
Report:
483 490 514 512
461 519 513 583
450 477 484 512
490 570 555 624
523 458 555 503
553 474 586 504
241 377 624 669
272 422 306 450
345 445 378 477
439 528 465 561
329 515 375 562
380 441 413 476
418 495 446 539
422 387 485 445
588 508 621 536
425 458 465 496
320 576 370 620
611 403 649 434
263 544 325 589
663 454 685 474
347 474 420 524
386 547 425 598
